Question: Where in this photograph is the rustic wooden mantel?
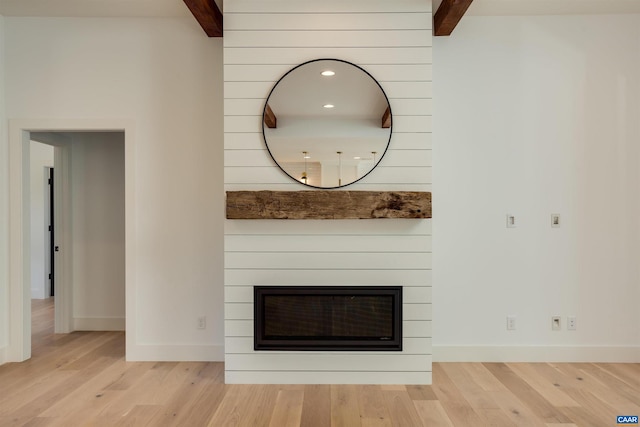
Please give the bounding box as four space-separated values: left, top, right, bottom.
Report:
226 191 432 219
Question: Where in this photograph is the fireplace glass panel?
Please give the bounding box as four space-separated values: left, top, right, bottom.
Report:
255 286 402 351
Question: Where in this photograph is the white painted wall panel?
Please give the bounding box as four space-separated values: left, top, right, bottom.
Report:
225 319 252 337
224 82 273 99
224 30 432 48
225 270 432 287
391 133 432 150
404 321 432 338
224 132 264 149
225 124 431 146
224 149 431 168
381 82 432 98
225 47 432 65
224 64 432 82
224 252 432 270
224 0 432 384
224 286 432 304
224 99 264 115
404 304 432 321
384 150 432 166
224 13 432 31
225 183 432 192
225 1 432 13
391 99 433 116
225 235 432 253
225 303 253 320
363 166 432 184
225 337 432 355
225 354 432 371
392 116 432 133
433 15 640 361
0 16 7 357
225 219 432 235
4 17 225 361
224 166 432 185
226 319 432 339
225 371 432 385
70 133 125 326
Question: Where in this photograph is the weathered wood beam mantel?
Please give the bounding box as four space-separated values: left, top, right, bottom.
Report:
226 191 432 219
434 0 474 36
183 0 223 37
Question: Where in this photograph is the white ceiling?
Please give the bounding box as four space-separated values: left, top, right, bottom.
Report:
461 0 640 16
0 0 638 17
0 0 222 17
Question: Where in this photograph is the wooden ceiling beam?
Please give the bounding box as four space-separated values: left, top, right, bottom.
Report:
183 0 223 37
381 107 391 129
434 0 474 36
264 104 277 129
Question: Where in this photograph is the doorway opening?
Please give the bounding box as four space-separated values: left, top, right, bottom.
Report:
49 166 55 298
28 141 55 349
8 120 134 363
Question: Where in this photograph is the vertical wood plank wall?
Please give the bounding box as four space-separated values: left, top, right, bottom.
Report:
223 0 433 384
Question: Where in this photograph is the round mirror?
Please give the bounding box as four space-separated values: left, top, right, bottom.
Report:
263 59 392 189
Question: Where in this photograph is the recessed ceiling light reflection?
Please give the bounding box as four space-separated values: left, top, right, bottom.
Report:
323 104 335 109
321 70 335 76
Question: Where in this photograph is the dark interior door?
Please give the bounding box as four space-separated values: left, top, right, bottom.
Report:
49 167 54 297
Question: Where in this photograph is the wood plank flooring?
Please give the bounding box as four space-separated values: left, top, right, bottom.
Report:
0 299 638 426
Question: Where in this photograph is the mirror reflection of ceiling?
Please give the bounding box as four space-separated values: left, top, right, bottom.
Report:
264 59 391 188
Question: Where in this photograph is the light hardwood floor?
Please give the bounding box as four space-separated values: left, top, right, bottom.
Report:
0 299 638 426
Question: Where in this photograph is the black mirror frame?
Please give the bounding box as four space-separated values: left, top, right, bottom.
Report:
262 58 393 189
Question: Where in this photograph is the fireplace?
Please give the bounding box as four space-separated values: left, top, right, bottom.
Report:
254 286 402 351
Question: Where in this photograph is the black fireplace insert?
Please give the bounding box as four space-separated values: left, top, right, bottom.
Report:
254 286 402 351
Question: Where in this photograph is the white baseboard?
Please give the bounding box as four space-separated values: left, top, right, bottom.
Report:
74 317 125 331
226 370 432 385
0 346 6 366
433 345 640 363
126 343 224 362
31 288 46 299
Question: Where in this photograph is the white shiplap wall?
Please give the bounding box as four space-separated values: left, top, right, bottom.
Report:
223 0 432 384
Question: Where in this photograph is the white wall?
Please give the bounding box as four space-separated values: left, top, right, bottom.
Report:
0 15 7 361
433 14 640 361
3 17 224 360
224 0 433 384
69 132 125 330
29 141 54 299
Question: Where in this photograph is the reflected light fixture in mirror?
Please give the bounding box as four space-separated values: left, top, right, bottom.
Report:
337 151 343 186
263 59 392 189
301 151 309 184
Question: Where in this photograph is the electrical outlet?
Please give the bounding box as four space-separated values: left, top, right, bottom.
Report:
567 316 577 330
551 316 561 331
506 214 517 228
551 213 561 228
507 316 516 330
197 316 206 329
